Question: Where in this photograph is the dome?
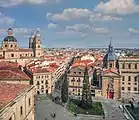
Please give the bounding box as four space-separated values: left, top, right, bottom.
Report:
104 42 117 61
4 36 17 42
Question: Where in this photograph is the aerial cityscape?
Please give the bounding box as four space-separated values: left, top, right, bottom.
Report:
0 0 139 120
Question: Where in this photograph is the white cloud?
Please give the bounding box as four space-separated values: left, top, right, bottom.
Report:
56 30 87 37
66 24 110 34
128 28 139 33
48 23 58 29
95 0 139 14
13 28 33 34
0 12 15 26
89 13 122 22
48 8 122 22
0 0 58 7
50 8 92 21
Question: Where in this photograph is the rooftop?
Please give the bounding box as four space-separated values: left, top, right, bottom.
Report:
0 83 30 109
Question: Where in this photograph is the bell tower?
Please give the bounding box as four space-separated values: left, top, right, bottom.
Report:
32 29 43 57
101 37 121 99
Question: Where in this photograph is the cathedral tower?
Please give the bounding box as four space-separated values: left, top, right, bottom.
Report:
32 29 43 57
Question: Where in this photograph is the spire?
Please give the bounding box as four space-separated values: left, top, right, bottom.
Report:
36 28 40 37
108 36 113 53
31 30 35 38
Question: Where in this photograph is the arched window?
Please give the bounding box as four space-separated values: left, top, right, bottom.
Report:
11 44 13 48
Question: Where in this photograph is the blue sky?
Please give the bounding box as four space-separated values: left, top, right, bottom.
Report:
0 0 139 48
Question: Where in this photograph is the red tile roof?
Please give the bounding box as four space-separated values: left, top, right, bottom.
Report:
0 83 30 109
0 61 30 80
103 68 119 74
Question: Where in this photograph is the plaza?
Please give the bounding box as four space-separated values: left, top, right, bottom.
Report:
35 95 127 120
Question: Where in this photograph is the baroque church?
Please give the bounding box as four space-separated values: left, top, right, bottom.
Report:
0 28 43 60
101 41 121 99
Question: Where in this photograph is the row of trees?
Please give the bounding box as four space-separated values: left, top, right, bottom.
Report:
61 67 92 110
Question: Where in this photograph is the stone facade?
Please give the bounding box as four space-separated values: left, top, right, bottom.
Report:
102 42 121 99
67 67 92 99
0 84 35 120
119 57 139 99
33 72 53 94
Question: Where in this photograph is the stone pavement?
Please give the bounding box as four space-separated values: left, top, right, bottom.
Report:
35 95 104 120
93 97 127 120
35 95 127 120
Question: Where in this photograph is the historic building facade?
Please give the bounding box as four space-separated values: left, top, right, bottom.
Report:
0 83 35 120
0 28 43 66
102 42 121 99
119 57 139 100
67 67 92 99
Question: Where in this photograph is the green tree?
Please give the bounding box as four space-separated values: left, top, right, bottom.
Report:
61 71 68 103
93 69 98 86
80 67 92 109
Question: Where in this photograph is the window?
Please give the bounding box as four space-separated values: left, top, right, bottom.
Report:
41 81 43 84
38 45 40 48
73 72 76 74
45 80 48 84
134 83 137 85
128 83 131 85
73 89 74 92
15 45 17 47
134 87 137 91
122 76 125 81
122 64 125 69
128 87 131 91
20 106 23 116
134 77 137 82
135 64 138 69
79 72 81 74
26 54 27 56
122 82 124 84
41 85 44 89
11 45 13 48
78 93 80 96
122 87 124 90
128 64 131 69
42 76 43 79
78 89 80 92
5 44 7 47
109 63 112 68
41 90 44 93
37 81 40 85
128 76 131 81
29 98 31 106
38 53 40 55
11 54 14 57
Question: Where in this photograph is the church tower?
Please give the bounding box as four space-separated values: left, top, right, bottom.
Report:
101 38 121 100
29 31 35 48
32 29 43 57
